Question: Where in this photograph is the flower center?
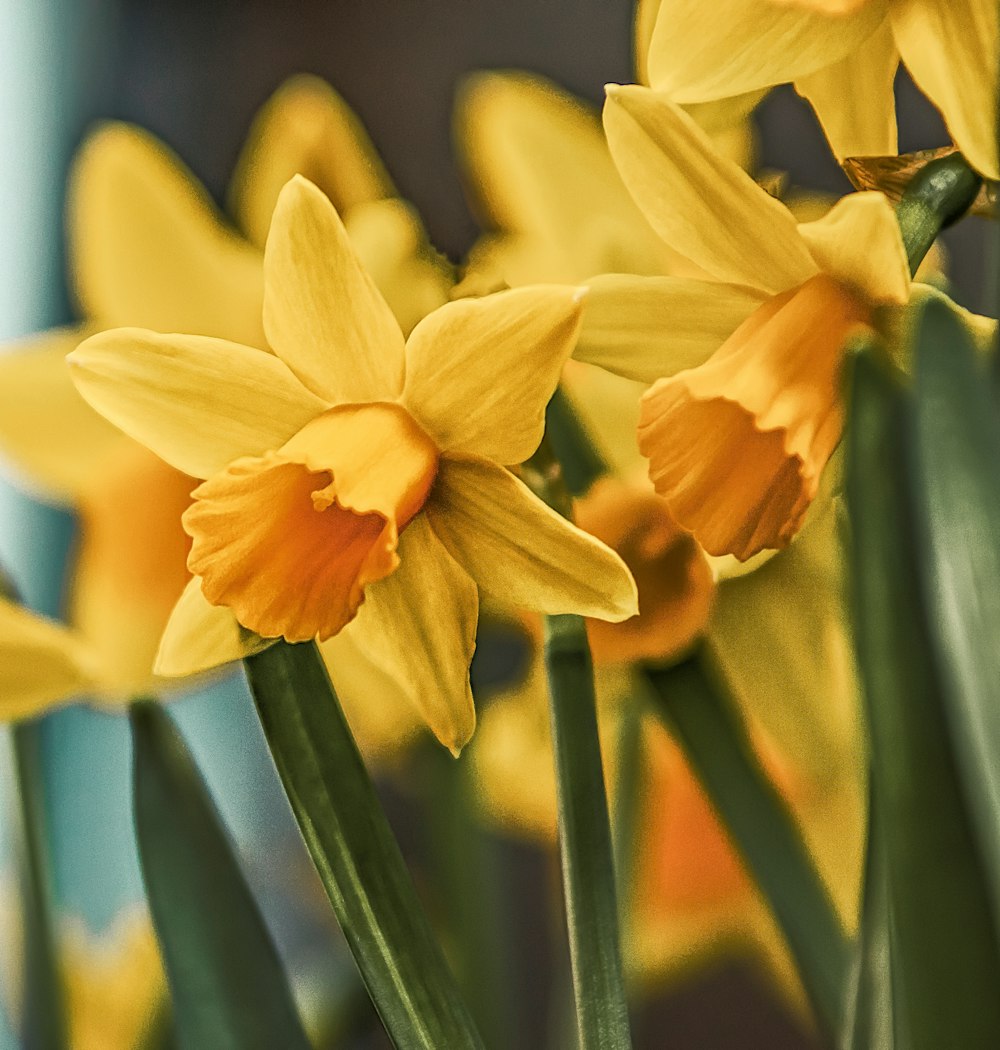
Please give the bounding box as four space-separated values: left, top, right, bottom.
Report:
183 402 439 643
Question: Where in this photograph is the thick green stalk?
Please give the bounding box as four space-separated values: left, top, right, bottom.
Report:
244 641 484 1050
527 437 631 1050
644 653 849 1040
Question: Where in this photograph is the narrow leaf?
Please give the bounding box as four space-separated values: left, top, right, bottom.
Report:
131 701 311 1050
845 348 1000 1048
243 641 484 1050
644 653 849 1040
909 296 1000 925
544 613 632 1050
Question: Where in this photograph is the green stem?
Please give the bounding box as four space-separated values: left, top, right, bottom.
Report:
896 152 982 274
526 437 631 1050
243 641 484 1050
644 652 850 1041
12 719 69 1050
611 697 644 931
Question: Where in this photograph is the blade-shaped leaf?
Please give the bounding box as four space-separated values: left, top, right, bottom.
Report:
130 700 311 1050
243 641 484 1050
845 347 1000 1048
909 296 1000 925
644 653 849 1039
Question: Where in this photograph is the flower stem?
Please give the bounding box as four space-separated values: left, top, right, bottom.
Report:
526 437 632 1050
244 640 484 1050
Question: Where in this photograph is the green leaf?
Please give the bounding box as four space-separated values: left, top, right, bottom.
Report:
844 347 1000 1048
243 641 484 1050
130 701 311 1050
909 296 1000 924
644 653 849 1040
544 386 608 497
544 613 632 1050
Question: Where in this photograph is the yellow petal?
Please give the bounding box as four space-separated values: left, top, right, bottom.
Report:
68 123 265 347
229 75 394 250
68 328 327 479
155 577 274 678
342 514 478 753
402 286 583 463
603 86 817 294
645 0 889 101
797 191 910 306
576 275 765 384
426 456 638 622
343 198 452 336
0 598 94 720
0 327 123 504
263 176 405 403
634 0 663 85
184 403 438 643
890 0 999 179
794 19 899 160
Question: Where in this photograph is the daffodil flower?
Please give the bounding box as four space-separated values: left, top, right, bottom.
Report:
70 177 637 752
579 85 923 561
0 594 95 720
0 76 451 699
642 0 998 178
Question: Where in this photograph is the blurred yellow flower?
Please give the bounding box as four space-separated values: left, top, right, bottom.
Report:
586 85 920 560
70 176 638 752
642 0 998 177
0 594 95 721
0 76 451 701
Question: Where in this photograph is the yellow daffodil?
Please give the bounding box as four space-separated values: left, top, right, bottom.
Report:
0 594 95 721
642 0 999 177
580 85 922 560
0 76 451 701
69 176 637 752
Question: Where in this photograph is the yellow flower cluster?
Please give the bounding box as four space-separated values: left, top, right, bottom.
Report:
0 0 993 1001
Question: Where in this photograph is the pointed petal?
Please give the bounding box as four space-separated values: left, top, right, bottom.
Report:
68 123 265 347
576 274 765 384
263 176 405 404
603 86 817 294
794 19 899 160
0 599 94 720
229 75 394 250
155 577 275 678
426 456 638 621
68 328 327 479
645 0 889 101
344 514 478 753
634 0 663 85
402 285 583 463
891 0 999 179
797 191 910 305
0 327 124 504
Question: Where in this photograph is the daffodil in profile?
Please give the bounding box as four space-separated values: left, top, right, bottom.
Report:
580 85 922 560
70 177 637 751
642 0 998 177
0 76 451 700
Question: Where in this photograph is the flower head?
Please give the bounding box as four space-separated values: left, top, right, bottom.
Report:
70 177 637 751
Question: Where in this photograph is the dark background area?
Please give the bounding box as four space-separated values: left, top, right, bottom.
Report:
36 2 992 1046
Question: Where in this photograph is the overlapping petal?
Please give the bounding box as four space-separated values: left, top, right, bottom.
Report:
68 329 327 479
0 327 122 503
645 0 889 100
155 577 274 678
402 286 583 463
229 74 394 249
575 275 766 384
0 599 95 720
68 123 265 347
426 456 638 622
890 0 999 180
342 515 478 754
793 18 899 160
603 86 817 294
263 176 406 403
797 191 910 305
